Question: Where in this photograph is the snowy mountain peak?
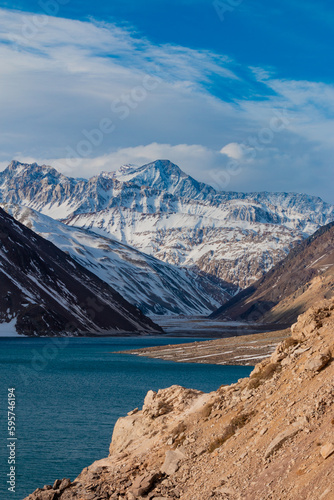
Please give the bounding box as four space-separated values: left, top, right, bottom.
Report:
104 159 216 199
2 160 70 183
135 160 189 184
4 160 38 176
142 159 185 175
100 164 138 179
5 160 46 173
7 159 27 170
118 164 140 174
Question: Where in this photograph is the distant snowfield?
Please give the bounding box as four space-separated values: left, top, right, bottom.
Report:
0 319 21 337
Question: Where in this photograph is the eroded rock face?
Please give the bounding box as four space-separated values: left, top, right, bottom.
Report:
110 385 210 456
25 301 334 500
161 449 186 476
320 443 334 460
211 221 334 325
290 303 334 342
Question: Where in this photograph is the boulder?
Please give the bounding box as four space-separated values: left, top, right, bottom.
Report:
304 351 331 372
52 480 61 490
131 472 161 496
320 443 334 459
58 478 71 491
161 449 186 475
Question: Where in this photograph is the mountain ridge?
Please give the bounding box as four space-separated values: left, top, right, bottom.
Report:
1 203 236 316
0 207 162 336
1 159 334 289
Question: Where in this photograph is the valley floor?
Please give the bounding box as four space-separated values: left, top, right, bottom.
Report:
152 315 290 336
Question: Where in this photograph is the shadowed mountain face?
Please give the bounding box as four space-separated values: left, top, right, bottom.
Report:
0 208 162 336
210 221 334 325
0 204 236 316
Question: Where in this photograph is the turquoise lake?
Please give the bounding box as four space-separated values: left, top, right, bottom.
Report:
0 337 253 499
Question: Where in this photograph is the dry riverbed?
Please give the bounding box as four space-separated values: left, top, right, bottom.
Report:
121 328 290 365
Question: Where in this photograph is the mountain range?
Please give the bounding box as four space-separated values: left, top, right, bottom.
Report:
0 207 161 336
1 159 333 293
1 203 234 316
1 159 334 329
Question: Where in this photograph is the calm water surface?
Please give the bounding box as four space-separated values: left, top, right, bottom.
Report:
0 337 253 499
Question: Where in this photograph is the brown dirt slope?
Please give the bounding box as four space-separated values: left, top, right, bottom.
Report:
26 299 334 499
210 221 334 325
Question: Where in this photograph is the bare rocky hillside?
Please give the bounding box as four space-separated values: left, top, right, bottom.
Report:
211 221 334 325
25 300 334 499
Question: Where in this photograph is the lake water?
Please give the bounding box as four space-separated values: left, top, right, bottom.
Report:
0 337 253 499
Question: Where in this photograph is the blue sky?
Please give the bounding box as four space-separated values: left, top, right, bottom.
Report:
0 0 333 201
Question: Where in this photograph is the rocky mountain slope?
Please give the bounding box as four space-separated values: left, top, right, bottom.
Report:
25 300 334 499
0 208 162 336
211 221 334 325
0 204 235 316
1 160 333 289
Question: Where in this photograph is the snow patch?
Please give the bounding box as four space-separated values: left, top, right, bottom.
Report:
0 318 20 337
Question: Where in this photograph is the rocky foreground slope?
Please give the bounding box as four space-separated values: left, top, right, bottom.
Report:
0 208 161 336
26 301 334 499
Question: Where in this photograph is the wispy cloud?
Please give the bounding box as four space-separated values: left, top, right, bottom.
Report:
0 8 333 201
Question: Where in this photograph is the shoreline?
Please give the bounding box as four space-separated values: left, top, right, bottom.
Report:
119 328 290 365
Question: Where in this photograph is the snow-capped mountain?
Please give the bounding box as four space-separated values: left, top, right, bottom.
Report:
1 204 235 316
0 208 162 336
1 159 334 288
0 160 215 218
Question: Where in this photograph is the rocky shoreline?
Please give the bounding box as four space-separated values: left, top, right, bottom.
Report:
119 329 290 366
25 301 334 500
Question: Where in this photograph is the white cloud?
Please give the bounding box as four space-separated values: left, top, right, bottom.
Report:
220 142 247 160
0 8 240 160
0 8 333 202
